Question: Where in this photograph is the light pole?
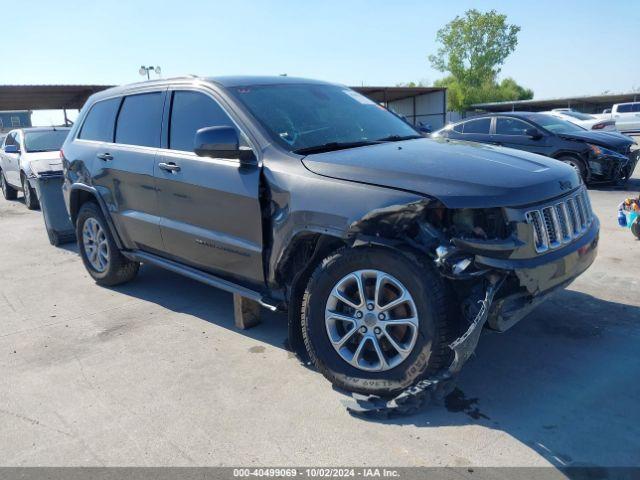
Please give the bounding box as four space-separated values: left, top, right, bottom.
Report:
139 65 162 80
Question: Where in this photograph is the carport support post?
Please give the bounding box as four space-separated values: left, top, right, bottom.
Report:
233 294 261 329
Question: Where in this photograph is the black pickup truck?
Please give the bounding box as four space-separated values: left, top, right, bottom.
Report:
61 76 598 396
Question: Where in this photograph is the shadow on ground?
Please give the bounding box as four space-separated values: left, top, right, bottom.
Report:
101 262 640 467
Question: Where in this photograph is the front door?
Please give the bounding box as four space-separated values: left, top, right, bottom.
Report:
2 132 21 186
154 89 264 287
490 116 550 155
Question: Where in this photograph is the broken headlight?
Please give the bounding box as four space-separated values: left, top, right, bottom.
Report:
447 208 510 240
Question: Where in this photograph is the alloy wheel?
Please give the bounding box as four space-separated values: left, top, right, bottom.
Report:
324 269 419 372
22 178 31 205
82 218 110 272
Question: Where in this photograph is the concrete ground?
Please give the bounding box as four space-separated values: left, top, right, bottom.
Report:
0 170 639 468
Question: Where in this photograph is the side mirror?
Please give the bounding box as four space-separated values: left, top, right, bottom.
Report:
194 126 254 164
417 122 433 134
526 128 543 140
3 144 19 154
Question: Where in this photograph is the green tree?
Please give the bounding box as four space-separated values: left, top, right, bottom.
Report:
429 9 532 112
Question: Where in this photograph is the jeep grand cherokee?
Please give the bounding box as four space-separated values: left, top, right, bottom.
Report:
61 76 598 395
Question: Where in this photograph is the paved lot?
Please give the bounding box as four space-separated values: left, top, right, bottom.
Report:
0 171 639 468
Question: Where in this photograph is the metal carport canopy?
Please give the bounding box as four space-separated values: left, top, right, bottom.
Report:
0 84 446 111
0 85 114 110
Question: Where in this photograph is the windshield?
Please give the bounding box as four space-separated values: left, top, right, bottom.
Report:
230 84 420 152
525 114 585 134
24 130 69 152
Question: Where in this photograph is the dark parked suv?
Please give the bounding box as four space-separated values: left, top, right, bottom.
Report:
62 76 598 396
433 112 636 184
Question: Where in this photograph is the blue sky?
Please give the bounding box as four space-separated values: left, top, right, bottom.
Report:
5 0 639 124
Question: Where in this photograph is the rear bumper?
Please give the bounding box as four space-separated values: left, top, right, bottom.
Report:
478 217 599 331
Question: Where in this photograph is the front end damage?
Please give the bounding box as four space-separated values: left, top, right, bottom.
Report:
343 189 599 416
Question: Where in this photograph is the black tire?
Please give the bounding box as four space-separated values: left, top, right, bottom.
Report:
22 175 40 210
1 171 17 200
301 246 454 396
631 218 640 240
558 155 588 183
76 202 139 286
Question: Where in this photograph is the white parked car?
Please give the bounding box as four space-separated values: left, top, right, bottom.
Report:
547 109 616 131
597 102 640 133
0 127 70 209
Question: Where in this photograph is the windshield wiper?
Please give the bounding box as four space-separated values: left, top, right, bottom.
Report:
374 134 423 142
293 140 383 155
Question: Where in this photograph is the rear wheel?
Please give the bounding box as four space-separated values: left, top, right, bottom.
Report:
1 171 17 200
559 156 588 183
76 202 140 286
301 247 453 396
22 175 39 210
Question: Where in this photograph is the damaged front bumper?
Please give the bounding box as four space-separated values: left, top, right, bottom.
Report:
477 217 599 331
589 151 630 182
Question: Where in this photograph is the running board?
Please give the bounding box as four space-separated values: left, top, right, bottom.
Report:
123 250 279 311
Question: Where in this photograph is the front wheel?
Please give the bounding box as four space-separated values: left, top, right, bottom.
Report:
22 176 39 210
1 172 17 200
76 202 140 286
301 247 454 396
559 156 588 183
631 218 640 240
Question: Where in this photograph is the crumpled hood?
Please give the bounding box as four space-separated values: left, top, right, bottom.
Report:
301 138 581 208
22 151 63 175
557 130 634 149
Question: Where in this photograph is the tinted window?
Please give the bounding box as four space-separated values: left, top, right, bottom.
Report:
452 123 463 133
79 98 121 142
24 130 69 152
633 104 640 113
115 93 164 147
495 117 531 135
617 104 633 113
169 91 235 152
3 132 15 147
463 118 491 134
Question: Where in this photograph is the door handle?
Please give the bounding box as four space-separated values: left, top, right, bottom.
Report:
158 162 181 172
96 152 113 161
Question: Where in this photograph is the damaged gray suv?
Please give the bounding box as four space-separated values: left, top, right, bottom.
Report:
61 76 598 397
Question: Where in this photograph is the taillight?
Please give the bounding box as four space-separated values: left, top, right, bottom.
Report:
60 148 65 160
592 123 605 130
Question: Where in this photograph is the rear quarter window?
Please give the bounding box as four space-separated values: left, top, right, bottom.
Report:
115 92 164 148
79 98 121 142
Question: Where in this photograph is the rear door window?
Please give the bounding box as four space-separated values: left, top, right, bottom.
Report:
115 92 164 147
495 117 530 135
79 98 121 142
632 103 640 113
463 118 491 134
169 91 236 152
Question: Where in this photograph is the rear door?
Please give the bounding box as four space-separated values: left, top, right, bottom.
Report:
92 91 165 252
154 88 264 287
491 116 551 155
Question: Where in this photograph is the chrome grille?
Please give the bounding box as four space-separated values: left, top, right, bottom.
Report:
525 188 594 253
